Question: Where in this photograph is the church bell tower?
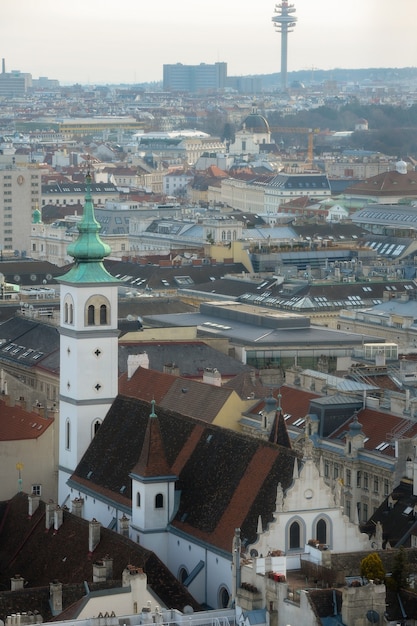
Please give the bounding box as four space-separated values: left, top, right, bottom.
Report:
57 171 119 504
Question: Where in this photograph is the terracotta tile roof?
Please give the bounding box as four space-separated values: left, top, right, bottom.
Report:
72 396 298 554
347 169 417 197
0 493 200 613
0 400 54 441
331 408 417 456
119 366 176 403
119 366 236 424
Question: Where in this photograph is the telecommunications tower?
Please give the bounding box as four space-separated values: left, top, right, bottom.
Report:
272 1 297 91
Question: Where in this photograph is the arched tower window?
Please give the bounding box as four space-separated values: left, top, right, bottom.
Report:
289 520 300 549
155 493 164 509
136 492 141 507
85 295 111 327
63 294 74 325
87 305 95 325
100 304 108 324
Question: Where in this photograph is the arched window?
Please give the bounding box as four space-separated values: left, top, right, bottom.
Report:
87 304 95 325
100 304 108 325
63 294 74 325
233 230 237 240
227 230 231 240
222 230 226 241
218 586 230 609
316 519 327 545
178 567 188 583
85 295 111 327
93 420 101 436
136 492 141 507
289 520 300 549
65 419 70 450
155 493 164 509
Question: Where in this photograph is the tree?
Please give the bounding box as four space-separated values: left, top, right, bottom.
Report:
389 547 409 591
360 552 385 583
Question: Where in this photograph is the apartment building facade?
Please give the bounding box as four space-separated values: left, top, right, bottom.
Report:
0 166 41 256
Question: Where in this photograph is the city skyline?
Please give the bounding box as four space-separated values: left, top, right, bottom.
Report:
2 0 417 85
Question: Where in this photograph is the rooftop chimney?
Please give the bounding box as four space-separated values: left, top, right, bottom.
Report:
120 514 130 537
11 575 24 591
89 518 101 553
54 506 63 532
127 353 149 379
45 501 55 530
49 581 62 616
28 494 40 517
71 497 83 517
203 367 222 387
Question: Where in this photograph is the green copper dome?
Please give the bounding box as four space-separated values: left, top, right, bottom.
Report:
32 206 42 224
58 172 118 285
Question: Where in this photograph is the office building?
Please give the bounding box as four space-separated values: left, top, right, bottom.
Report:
163 62 227 92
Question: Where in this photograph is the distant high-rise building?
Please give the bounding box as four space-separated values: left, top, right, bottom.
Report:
163 62 227 93
272 1 297 91
0 58 32 96
0 166 41 256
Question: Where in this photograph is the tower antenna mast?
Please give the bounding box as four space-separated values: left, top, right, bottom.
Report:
272 1 297 91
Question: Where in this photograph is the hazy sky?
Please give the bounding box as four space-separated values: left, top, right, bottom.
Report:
2 0 417 84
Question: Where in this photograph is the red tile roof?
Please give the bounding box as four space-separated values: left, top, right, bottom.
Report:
0 401 53 441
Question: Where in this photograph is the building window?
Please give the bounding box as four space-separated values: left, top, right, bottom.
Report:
373 476 379 494
345 499 351 519
100 304 108 324
324 461 329 478
93 420 101 436
384 479 389 496
316 519 327 545
346 469 351 487
32 484 42 496
356 471 362 488
218 587 230 609
364 473 369 490
136 492 141 507
65 419 70 450
155 493 164 509
289 521 301 549
333 464 339 480
87 304 95 325
178 567 188 583
363 503 368 522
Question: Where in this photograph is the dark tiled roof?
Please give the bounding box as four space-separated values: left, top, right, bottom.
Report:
72 396 297 553
361 479 417 547
0 493 200 613
118 342 250 378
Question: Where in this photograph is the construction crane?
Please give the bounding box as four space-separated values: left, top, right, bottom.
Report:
269 126 319 166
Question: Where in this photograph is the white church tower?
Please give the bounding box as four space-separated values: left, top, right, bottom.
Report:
57 171 120 505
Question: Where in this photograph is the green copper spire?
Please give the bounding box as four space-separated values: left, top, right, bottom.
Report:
67 172 111 262
58 172 118 285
